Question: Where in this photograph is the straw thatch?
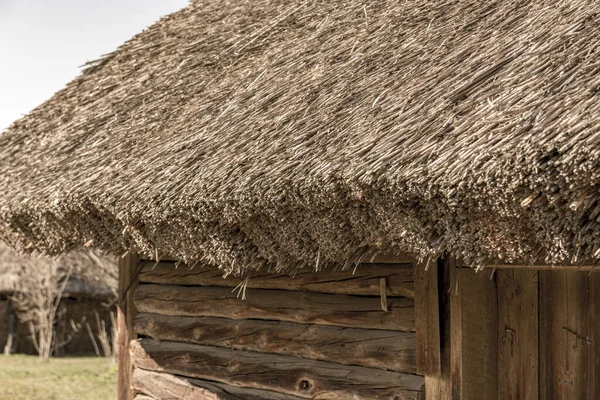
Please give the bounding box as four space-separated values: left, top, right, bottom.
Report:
0 0 599 273
0 243 117 297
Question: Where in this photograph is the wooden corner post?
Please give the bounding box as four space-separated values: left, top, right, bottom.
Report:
118 253 140 400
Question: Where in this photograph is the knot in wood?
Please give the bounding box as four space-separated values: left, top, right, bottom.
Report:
299 379 312 391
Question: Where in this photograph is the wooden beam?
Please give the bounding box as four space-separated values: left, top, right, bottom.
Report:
130 339 425 399
154 251 415 265
133 368 304 400
414 260 441 376
134 284 415 331
496 269 539 400
487 264 599 271
139 261 414 297
134 313 416 373
450 265 498 400
118 253 140 400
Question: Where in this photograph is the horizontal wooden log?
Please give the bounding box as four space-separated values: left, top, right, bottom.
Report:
154 251 415 265
139 262 414 297
134 313 416 373
131 339 425 399
134 284 415 331
133 368 304 400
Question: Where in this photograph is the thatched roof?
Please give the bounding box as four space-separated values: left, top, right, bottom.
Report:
0 243 117 297
0 0 599 273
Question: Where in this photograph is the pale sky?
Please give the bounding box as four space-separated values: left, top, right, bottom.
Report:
0 0 189 131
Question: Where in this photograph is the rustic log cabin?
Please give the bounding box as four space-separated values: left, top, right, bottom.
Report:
1 0 600 398
0 243 118 356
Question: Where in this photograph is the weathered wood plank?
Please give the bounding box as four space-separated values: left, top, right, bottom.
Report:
134 284 415 332
130 339 425 400
487 264 599 271
138 262 414 297
134 313 416 373
496 269 538 400
451 266 498 400
118 253 140 400
588 272 600 399
414 261 441 376
133 368 304 400
539 270 598 400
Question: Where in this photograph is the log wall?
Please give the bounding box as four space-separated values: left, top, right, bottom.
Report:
128 260 425 400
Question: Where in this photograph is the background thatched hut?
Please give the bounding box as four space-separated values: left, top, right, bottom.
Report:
1 0 600 399
0 243 117 356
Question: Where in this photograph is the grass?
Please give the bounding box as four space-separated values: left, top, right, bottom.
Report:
0 354 117 400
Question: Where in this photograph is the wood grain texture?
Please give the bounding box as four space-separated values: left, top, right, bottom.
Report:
133 368 304 400
118 253 140 400
138 262 414 297
496 269 538 400
451 266 498 400
134 284 415 331
134 313 416 373
414 261 441 376
539 270 600 400
130 339 425 400
588 272 600 399
487 264 600 271
423 258 452 400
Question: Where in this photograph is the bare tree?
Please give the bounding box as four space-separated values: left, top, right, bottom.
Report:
86 310 118 363
0 243 118 362
9 258 80 362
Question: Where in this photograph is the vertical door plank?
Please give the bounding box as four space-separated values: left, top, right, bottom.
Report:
118 253 140 400
449 262 462 400
497 269 539 400
451 266 498 400
588 272 600 399
539 270 592 400
414 260 441 376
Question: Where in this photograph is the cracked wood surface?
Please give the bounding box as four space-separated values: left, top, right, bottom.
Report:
130 339 424 400
138 261 414 297
134 313 416 373
134 284 415 331
133 368 304 400
539 270 600 400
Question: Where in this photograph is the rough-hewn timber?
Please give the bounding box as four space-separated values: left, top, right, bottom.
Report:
139 262 414 297
134 313 416 373
134 284 415 331
130 339 425 399
133 368 304 400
